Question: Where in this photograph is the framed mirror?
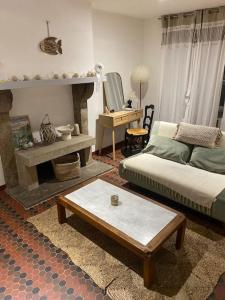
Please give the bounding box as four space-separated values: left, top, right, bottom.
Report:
103 72 125 111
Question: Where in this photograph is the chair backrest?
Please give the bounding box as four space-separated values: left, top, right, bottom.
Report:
104 72 125 111
143 105 155 138
151 121 225 148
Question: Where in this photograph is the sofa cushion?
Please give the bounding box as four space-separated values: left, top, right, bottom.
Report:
151 121 178 139
143 135 192 164
174 122 222 148
190 147 225 174
121 153 225 210
151 121 225 149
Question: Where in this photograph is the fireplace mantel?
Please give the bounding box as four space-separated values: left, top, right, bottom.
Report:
0 76 106 90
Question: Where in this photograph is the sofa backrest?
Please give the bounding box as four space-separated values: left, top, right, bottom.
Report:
151 121 225 148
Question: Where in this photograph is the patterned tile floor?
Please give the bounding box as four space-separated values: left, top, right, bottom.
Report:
0 150 121 300
0 148 225 300
0 191 111 300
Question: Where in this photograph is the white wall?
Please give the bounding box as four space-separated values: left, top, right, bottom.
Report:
0 0 94 185
0 0 94 79
143 17 162 120
11 86 74 131
1 0 94 131
0 3 145 185
92 10 144 147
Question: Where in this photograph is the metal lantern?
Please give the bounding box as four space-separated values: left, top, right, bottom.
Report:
40 114 57 144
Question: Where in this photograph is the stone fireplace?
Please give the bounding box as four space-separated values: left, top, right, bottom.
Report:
0 77 111 208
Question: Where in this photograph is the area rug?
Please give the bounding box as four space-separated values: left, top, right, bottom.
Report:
29 204 225 300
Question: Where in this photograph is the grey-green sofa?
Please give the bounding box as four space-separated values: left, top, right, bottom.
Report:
119 121 225 223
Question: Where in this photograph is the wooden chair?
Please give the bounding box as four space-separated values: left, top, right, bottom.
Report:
123 105 155 157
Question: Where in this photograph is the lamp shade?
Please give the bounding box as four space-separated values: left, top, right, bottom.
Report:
131 65 150 83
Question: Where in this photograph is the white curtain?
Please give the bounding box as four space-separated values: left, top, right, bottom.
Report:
159 14 196 123
159 7 225 127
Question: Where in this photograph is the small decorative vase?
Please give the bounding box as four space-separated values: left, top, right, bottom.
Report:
73 123 80 136
40 114 57 144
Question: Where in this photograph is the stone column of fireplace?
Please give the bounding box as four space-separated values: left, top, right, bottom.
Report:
72 83 94 166
0 90 18 187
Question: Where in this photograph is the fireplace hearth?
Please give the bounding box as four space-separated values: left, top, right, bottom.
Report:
7 160 112 209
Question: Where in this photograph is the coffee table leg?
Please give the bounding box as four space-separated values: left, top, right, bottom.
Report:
176 220 186 249
143 256 154 288
57 203 67 224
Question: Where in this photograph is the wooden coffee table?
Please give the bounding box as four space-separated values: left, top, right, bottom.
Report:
57 179 186 288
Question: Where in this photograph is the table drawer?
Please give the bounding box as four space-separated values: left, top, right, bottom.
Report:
129 111 143 122
113 115 129 126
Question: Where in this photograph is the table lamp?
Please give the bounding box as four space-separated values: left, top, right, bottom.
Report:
131 65 150 108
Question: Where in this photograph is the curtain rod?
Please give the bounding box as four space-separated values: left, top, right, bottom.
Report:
158 7 222 20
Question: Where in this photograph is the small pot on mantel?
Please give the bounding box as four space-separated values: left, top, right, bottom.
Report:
57 125 74 141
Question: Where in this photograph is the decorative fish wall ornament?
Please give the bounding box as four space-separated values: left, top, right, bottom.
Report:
39 20 62 55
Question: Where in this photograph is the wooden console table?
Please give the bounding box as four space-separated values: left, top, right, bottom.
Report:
99 109 143 160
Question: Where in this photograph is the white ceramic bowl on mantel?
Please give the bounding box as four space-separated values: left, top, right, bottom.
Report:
57 125 74 141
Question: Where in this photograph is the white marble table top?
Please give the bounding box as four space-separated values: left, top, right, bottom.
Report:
65 179 177 246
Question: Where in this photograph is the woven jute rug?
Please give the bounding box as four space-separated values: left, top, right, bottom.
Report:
28 204 225 300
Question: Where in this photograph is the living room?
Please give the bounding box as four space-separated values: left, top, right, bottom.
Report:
0 0 225 299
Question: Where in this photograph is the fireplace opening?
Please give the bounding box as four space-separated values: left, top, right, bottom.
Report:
37 161 55 184
37 151 82 184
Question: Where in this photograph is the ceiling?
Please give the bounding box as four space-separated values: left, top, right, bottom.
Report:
92 0 225 19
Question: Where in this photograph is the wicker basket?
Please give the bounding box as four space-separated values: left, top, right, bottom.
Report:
52 153 80 181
